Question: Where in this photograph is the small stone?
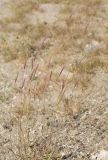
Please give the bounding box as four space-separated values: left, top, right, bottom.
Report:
91 150 108 160
84 40 102 54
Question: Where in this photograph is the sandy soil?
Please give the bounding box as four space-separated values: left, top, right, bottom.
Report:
0 0 108 160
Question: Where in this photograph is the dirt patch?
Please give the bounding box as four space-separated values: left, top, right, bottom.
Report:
0 1 108 160
25 4 64 25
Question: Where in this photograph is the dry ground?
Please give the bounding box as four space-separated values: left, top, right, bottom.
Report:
0 0 108 160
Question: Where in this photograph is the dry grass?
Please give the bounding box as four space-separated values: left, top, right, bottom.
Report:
37 0 104 4
0 0 108 159
0 23 50 61
5 0 39 23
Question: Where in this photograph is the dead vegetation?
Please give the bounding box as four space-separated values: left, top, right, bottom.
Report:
0 0 108 159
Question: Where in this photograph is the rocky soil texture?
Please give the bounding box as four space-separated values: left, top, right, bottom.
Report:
0 0 108 160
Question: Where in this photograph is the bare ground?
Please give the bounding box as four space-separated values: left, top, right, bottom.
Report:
0 0 108 160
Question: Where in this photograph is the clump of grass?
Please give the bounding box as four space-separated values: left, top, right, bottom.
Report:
0 93 9 102
0 0 39 29
37 0 103 4
63 97 80 117
75 57 104 74
1 0 108 159
10 0 39 23
73 73 91 89
7 95 60 160
103 61 108 73
15 100 34 118
0 23 50 61
70 54 108 89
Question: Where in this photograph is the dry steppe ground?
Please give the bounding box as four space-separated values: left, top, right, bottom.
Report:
0 0 108 159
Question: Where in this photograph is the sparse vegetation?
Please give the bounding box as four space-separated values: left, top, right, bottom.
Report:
0 0 108 159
